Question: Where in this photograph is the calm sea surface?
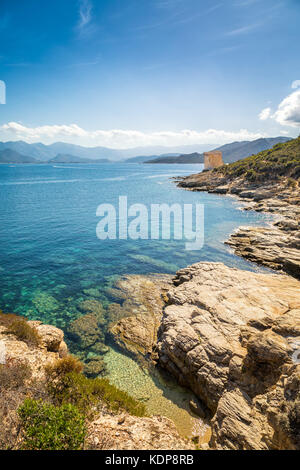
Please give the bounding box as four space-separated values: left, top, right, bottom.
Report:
0 163 273 436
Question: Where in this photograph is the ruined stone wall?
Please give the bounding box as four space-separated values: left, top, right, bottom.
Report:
204 151 223 169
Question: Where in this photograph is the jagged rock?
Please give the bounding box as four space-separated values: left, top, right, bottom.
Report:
177 170 300 279
246 330 290 365
189 398 207 419
157 262 300 449
27 321 64 352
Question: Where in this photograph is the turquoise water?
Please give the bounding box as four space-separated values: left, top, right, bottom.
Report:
0 162 273 435
0 162 272 326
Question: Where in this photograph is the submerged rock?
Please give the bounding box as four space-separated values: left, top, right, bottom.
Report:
108 274 172 360
67 312 105 349
84 355 106 378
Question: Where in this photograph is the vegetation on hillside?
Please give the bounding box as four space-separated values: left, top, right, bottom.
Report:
214 136 300 183
0 311 146 450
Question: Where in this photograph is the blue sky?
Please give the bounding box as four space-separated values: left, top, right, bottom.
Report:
0 0 300 148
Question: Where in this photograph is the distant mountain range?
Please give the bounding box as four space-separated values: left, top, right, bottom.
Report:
124 153 180 163
48 154 111 164
0 137 291 165
0 148 37 164
145 137 291 164
0 140 214 162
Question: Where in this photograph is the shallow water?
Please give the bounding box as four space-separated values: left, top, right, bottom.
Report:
104 346 210 440
0 163 272 437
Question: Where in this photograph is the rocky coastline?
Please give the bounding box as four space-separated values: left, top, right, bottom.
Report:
176 170 300 279
2 140 300 450
108 150 300 449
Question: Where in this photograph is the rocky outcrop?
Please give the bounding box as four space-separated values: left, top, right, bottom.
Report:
87 413 190 450
177 172 300 279
108 274 172 361
0 321 68 382
0 317 192 450
157 262 300 450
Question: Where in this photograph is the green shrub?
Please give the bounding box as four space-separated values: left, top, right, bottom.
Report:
45 354 83 381
7 319 40 347
216 136 300 183
47 370 146 417
18 398 86 450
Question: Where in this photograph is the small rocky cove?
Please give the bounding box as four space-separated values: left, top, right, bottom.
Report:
1 141 300 450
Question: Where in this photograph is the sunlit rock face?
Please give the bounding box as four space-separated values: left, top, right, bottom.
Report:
157 262 300 450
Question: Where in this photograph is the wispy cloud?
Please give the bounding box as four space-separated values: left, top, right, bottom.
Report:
234 0 263 7
225 22 261 36
78 0 92 29
0 122 267 148
135 2 223 31
76 0 96 37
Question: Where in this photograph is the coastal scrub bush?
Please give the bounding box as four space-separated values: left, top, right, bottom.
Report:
0 311 25 328
0 311 40 347
45 354 83 381
7 319 40 347
0 357 32 390
46 369 146 418
18 398 86 450
216 136 300 183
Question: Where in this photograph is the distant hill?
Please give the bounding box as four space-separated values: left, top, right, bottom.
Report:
124 153 180 163
49 154 111 164
145 152 203 164
146 137 292 164
216 137 291 164
0 149 37 163
215 136 300 183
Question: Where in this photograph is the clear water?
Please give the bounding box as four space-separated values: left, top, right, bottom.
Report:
0 162 272 436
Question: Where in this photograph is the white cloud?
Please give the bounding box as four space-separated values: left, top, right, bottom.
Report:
273 89 300 128
0 122 267 148
259 107 271 121
291 80 300 89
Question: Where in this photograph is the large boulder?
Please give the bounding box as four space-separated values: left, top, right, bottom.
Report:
157 262 300 449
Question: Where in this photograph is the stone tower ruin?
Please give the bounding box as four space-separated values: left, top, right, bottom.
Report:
204 151 224 170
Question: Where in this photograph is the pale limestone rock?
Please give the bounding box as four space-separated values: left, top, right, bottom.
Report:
157 262 300 449
86 413 191 450
29 322 64 352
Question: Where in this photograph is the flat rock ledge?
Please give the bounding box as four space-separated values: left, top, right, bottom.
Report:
177 173 300 279
157 262 300 450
